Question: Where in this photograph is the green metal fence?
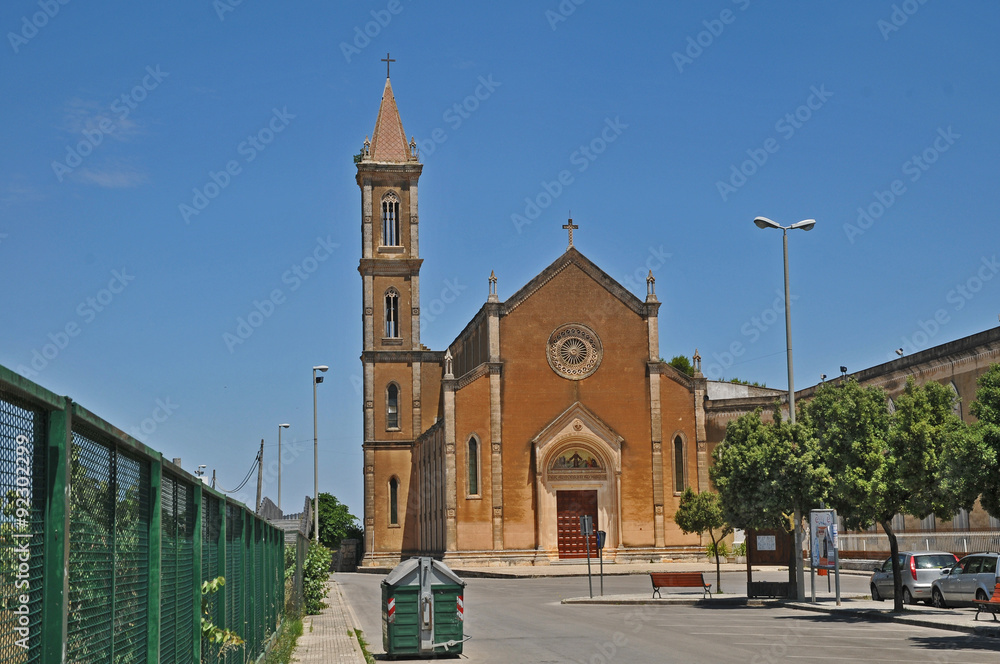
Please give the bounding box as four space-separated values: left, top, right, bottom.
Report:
0 364 286 663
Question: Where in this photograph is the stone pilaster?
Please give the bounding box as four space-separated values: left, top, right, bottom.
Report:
363 275 374 350
648 367 664 547
410 275 420 349
443 374 458 551
364 360 374 441
693 374 709 491
409 177 419 258
489 364 503 549
363 447 375 553
362 181 373 258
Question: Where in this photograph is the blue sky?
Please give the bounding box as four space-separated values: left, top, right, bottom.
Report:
3 1 999 518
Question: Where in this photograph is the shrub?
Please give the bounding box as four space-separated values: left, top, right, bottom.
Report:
303 543 333 615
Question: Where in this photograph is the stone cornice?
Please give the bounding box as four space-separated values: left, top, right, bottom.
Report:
361 350 445 363
649 361 694 389
455 362 502 391
358 258 423 276
356 163 423 184
362 440 415 450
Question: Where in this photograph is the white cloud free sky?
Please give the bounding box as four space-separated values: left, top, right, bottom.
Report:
3 0 999 516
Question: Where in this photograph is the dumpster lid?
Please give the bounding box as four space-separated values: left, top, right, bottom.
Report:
383 557 466 587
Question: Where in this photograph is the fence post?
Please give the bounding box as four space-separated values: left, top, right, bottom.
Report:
41 397 71 663
192 481 203 663
146 456 162 662
217 497 227 654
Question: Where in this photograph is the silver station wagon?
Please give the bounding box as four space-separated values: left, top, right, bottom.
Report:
931 552 1000 607
870 551 958 605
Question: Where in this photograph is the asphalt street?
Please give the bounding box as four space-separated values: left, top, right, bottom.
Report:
336 571 1000 663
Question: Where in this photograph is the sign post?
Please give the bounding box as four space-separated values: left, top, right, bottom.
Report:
596 530 606 596
809 509 841 605
580 515 593 598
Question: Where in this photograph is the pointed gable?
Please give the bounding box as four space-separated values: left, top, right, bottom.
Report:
370 77 410 163
501 247 651 317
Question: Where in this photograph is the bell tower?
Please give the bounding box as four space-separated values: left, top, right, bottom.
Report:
357 68 423 560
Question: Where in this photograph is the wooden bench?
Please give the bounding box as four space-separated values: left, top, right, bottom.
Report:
974 582 1000 621
650 572 712 599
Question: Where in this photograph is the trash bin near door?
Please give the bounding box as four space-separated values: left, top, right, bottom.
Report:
382 557 468 658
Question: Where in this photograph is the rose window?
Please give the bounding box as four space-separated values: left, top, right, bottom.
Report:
547 323 603 380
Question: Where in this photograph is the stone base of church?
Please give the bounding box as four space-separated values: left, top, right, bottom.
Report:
357 545 705 568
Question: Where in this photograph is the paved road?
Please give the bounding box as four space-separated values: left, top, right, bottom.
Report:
337 571 999 663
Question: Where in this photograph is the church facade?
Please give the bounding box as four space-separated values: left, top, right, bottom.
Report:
355 74 1000 567
357 76 712 566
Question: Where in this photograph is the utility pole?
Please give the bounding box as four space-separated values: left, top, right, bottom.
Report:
211 469 216 489
255 439 264 514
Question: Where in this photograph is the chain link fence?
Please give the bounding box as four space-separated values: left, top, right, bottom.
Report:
0 364 289 662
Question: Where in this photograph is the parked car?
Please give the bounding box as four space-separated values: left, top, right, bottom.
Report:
870 551 958 605
931 552 1000 608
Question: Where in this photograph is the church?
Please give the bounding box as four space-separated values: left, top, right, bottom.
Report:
356 72 1000 567
356 72 714 566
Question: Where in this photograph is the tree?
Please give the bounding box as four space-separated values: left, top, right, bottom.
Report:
674 488 731 593
317 493 363 551
668 355 695 377
801 378 973 612
969 364 1000 518
711 408 828 596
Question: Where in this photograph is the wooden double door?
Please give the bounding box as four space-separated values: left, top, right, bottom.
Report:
556 490 598 559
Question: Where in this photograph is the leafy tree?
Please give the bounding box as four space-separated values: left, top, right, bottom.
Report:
968 364 1000 517
801 378 973 611
668 355 695 377
674 488 731 593
317 493 363 551
711 408 828 596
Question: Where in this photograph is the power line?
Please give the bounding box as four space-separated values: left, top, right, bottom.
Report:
215 449 260 494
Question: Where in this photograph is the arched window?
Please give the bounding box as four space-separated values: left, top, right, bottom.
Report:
467 437 480 496
389 477 399 525
673 435 685 492
949 382 962 419
382 192 400 246
386 383 399 430
384 288 399 338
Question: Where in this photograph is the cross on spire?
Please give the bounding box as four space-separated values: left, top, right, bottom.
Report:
381 52 395 78
562 218 579 248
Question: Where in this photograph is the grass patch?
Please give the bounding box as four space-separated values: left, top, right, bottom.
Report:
261 617 304 664
353 629 376 664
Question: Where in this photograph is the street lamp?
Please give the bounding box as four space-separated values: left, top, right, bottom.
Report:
278 423 290 513
753 215 815 602
751 216 815 425
312 365 328 543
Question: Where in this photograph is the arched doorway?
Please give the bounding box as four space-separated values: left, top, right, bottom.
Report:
532 403 623 561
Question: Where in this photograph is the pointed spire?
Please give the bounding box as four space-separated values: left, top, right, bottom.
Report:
369 77 412 163
488 270 498 302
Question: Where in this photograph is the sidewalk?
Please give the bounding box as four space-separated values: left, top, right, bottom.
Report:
292 579 368 664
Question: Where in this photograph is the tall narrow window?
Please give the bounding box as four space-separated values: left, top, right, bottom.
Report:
386 383 399 430
389 477 399 525
382 192 400 246
953 508 970 531
467 437 480 496
673 436 685 492
384 288 399 338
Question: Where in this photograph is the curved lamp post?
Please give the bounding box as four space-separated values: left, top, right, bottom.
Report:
312 365 329 543
277 423 290 513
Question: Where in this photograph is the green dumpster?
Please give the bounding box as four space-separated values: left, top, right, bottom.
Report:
382 557 467 658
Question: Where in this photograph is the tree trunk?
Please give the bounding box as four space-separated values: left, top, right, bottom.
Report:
711 532 723 594
880 519 904 612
